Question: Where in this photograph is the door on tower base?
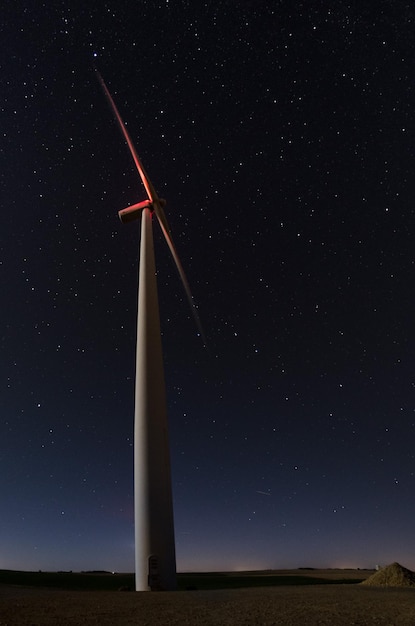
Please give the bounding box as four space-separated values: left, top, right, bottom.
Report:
148 555 160 591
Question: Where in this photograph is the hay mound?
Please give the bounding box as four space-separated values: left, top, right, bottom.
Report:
361 562 415 587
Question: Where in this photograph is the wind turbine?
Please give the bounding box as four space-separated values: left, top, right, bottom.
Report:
97 72 203 591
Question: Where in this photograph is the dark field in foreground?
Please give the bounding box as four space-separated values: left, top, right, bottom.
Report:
2 578 415 625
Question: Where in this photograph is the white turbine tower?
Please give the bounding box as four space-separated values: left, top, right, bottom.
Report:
97 72 203 591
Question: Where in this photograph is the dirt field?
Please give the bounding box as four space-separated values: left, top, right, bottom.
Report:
2 580 415 626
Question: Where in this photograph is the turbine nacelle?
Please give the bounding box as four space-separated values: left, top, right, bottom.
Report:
118 198 166 223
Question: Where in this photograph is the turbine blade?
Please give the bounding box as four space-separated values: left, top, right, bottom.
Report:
154 204 206 345
154 200 172 240
96 70 158 202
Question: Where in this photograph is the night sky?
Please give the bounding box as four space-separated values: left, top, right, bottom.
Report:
1 1 415 573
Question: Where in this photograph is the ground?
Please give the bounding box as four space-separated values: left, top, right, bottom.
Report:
1 570 415 625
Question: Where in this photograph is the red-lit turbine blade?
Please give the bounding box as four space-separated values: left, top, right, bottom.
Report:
154 204 206 345
96 70 158 203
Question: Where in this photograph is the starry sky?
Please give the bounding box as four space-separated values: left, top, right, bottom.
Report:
1 1 415 573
